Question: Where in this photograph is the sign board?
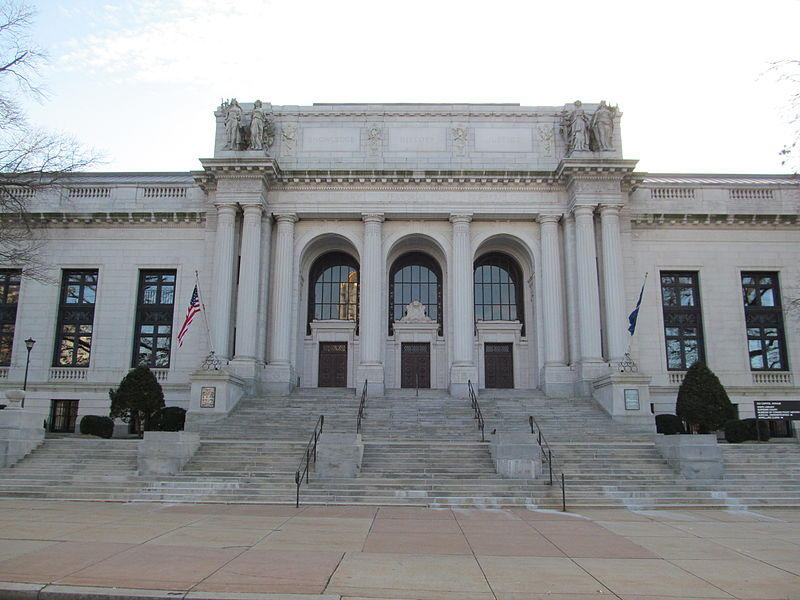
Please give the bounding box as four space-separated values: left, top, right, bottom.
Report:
200 386 216 408
624 389 640 411
754 400 800 421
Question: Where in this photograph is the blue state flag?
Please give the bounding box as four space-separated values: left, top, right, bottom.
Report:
628 277 647 336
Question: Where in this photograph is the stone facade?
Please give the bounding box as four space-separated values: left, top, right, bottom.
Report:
1 101 798 429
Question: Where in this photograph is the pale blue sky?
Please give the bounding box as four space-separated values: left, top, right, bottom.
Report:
19 0 800 173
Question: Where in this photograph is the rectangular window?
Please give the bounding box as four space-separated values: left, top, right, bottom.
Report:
741 272 788 371
660 271 705 370
132 270 176 368
0 270 21 366
54 270 97 367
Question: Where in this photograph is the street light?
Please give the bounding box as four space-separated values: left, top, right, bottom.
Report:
22 339 36 408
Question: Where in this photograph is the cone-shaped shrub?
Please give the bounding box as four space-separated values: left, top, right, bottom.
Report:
109 366 165 436
676 362 736 433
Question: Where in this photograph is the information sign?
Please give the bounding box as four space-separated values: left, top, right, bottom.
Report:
754 400 800 421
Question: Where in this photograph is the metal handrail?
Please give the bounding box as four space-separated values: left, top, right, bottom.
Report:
467 380 485 442
357 380 367 434
294 415 324 508
529 415 566 511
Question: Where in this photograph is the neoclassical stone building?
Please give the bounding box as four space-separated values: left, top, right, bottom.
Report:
1 101 798 432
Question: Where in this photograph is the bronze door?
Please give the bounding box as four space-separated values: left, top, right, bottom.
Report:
318 342 348 387
401 342 431 388
50 399 79 433
484 343 513 388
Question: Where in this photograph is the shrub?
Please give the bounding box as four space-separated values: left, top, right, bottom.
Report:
656 414 685 435
156 406 186 431
79 415 114 439
109 366 165 436
676 362 737 433
724 418 770 443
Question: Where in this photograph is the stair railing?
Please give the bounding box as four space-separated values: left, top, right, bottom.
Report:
529 415 566 512
467 380 485 442
294 415 324 508
356 380 367 434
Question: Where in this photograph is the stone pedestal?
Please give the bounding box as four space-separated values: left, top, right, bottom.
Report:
655 434 724 479
138 431 201 476
592 371 655 431
489 432 542 479
4 389 24 409
0 407 45 468
187 369 245 415
316 433 363 477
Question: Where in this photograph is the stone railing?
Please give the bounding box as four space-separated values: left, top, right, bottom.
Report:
49 368 87 382
141 187 188 199
752 372 793 385
668 371 686 386
729 188 774 200
0 368 7 380
152 369 169 382
650 187 695 200
68 187 111 199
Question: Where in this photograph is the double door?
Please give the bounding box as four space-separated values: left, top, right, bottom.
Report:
484 343 514 389
401 342 430 388
318 342 348 387
50 399 79 433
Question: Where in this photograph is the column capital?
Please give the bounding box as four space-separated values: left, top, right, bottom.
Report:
240 202 264 216
362 213 385 223
537 213 561 225
214 202 238 215
273 213 298 224
598 203 623 215
449 213 473 224
572 205 596 218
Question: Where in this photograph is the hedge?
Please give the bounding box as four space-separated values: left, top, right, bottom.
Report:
655 414 685 435
79 415 114 439
156 406 186 431
723 418 770 443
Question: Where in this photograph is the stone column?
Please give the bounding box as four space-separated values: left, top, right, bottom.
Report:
255 214 273 364
563 213 580 365
600 204 628 362
211 202 238 360
356 213 385 396
449 214 477 397
573 206 604 366
265 213 297 393
538 215 566 366
231 203 263 377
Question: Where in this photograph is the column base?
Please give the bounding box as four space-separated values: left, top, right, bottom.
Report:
355 363 385 397
263 363 296 395
541 364 573 398
449 363 478 398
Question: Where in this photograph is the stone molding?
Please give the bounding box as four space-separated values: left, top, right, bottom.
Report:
631 213 800 228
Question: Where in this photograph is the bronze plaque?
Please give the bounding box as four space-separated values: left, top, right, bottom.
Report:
200 386 216 408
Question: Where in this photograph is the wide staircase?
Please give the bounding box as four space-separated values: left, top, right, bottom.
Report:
1 387 798 508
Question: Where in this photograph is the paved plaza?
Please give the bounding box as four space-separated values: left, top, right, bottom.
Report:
0 501 797 599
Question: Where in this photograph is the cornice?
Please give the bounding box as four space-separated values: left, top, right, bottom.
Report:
3 211 207 227
630 212 799 228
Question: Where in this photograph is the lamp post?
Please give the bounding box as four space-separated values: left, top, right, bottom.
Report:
22 338 35 408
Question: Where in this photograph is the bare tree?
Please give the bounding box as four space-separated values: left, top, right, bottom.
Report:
770 59 800 173
0 1 96 279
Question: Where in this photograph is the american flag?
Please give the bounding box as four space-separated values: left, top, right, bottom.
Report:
177 285 201 347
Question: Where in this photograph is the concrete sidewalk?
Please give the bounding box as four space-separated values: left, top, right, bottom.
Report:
0 501 797 600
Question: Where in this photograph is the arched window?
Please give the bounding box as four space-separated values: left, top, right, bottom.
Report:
389 252 442 335
473 253 525 335
307 252 359 333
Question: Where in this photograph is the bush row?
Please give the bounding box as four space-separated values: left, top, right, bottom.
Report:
79 406 187 438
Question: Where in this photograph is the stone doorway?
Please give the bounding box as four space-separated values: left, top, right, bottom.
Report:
50 399 79 433
484 343 514 388
318 342 348 387
401 342 431 388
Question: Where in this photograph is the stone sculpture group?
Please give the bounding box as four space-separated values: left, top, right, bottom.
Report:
221 98 276 152
562 100 617 154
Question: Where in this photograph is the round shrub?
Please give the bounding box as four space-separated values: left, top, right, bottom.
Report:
656 414 685 435
676 362 736 433
157 406 186 431
79 415 114 439
724 418 770 443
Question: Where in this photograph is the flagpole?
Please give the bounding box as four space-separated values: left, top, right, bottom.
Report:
194 270 215 355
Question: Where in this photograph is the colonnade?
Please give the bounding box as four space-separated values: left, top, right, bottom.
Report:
207 198 629 396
